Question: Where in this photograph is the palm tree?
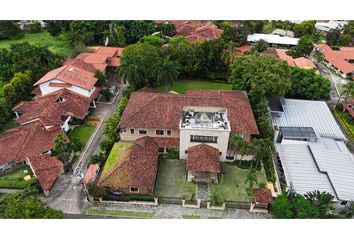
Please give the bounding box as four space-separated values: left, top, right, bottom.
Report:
230 134 252 162
155 57 180 92
118 64 144 90
304 190 334 218
338 81 354 106
245 168 258 190
220 41 240 66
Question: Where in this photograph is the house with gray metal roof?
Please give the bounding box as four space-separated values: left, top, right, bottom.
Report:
270 98 354 203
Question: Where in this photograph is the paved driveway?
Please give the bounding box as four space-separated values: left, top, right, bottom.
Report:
45 82 126 214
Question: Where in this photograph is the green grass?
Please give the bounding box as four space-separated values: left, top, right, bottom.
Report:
86 208 154 218
0 166 33 181
69 124 96 146
101 141 134 174
0 119 20 133
333 107 354 141
155 79 232 94
210 163 267 202
155 159 196 199
0 31 70 57
182 214 200 219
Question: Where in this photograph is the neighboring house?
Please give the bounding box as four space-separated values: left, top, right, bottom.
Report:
33 65 98 98
118 88 259 184
0 121 63 175
98 136 159 194
269 97 354 204
75 46 123 73
316 44 354 79
247 33 299 47
264 48 319 73
13 88 96 132
84 164 100 184
272 29 295 38
26 155 63 196
315 20 347 32
237 45 252 55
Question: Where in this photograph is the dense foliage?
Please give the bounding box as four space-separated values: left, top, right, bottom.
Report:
286 68 331 100
287 36 314 58
0 21 24 40
0 188 63 219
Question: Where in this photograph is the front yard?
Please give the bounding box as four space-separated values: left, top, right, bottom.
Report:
154 159 196 200
209 163 267 202
0 166 37 189
155 79 232 94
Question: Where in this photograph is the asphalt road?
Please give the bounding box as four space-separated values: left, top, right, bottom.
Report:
44 82 125 214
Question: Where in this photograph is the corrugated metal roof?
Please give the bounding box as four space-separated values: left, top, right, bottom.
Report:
309 142 354 201
247 33 299 46
271 99 346 140
276 142 337 198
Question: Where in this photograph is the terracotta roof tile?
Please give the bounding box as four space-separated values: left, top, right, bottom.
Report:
98 136 159 192
187 144 220 173
120 90 258 135
253 188 273 204
151 137 179 148
13 88 92 126
0 121 64 166
84 164 100 184
63 59 97 73
34 65 97 90
27 155 63 191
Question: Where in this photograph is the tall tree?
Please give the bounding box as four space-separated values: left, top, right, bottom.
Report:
0 21 24 40
253 39 269 53
304 190 334 218
155 57 180 92
326 29 341 46
114 20 156 44
2 70 32 106
220 41 240 66
118 64 144 90
286 67 331 100
157 22 176 37
138 35 164 47
293 20 316 37
287 36 314 58
228 54 292 103
244 168 259 190
221 25 248 46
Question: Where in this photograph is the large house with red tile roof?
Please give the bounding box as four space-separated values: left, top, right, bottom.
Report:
316 44 354 79
118 88 258 183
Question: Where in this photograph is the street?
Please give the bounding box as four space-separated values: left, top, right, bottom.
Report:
44 80 125 214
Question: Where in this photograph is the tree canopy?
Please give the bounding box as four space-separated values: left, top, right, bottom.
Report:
0 21 24 40
228 54 292 102
287 36 314 58
221 25 248 46
286 68 331 100
326 29 342 46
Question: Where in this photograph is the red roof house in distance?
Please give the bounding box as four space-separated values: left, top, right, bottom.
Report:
84 164 100 184
33 65 98 98
237 45 252 55
76 46 124 72
316 44 354 79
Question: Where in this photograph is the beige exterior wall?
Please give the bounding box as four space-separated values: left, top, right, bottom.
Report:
179 127 231 161
120 128 179 142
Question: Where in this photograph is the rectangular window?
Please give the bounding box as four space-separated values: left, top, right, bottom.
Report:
167 130 172 136
156 129 164 135
130 187 139 193
130 129 135 134
185 150 188 154
190 135 218 143
138 129 147 135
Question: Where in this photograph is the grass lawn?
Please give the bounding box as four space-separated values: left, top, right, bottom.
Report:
86 208 154 218
0 32 71 57
182 214 200 219
0 166 33 181
155 79 232 94
333 107 354 141
0 119 20 133
155 159 196 199
69 124 96 147
209 163 267 202
336 83 346 97
101 141 134 175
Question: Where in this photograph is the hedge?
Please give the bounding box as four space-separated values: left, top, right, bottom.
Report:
104 194 155 202
333 107 354 142
0 178 37 189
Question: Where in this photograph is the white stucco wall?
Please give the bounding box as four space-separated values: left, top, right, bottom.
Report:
120 128 179 141
39 79 92 97
179 127 230 161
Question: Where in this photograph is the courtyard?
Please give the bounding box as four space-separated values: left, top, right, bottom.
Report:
154 159 196 200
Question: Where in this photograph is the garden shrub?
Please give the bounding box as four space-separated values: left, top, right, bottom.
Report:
0 178 37 189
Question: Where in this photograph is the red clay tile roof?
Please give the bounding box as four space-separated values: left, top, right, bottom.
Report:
238 45 252 54
253 188 273 204
266 49 316 69
34 65 97 91
175 21 223 42
98 136 159 192
151 137 179 148
76 46 123 70
293 57 316 69
176 22 203 36
13 88 92 126
137 87 156 93
316 44 354 75
192 24 223 40
27 155 63 191
84 164 100 184
63 59 97 73
0 121 64 166
120 89 259 135
187 144 220 173
31 86 42 97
